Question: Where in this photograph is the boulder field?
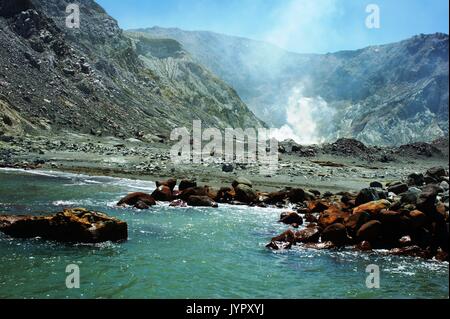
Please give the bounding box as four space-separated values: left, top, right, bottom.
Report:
265 167 449 262
115 167 448 261
2 166 447 261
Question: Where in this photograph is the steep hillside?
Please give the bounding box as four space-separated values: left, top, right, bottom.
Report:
137 27 449 146
0 0 264 140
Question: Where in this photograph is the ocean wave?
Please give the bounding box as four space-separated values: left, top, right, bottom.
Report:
1 168 156 191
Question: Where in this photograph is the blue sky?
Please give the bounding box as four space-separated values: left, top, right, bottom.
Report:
96 0 449 53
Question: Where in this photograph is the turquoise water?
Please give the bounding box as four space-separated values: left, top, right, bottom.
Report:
0 168 448 299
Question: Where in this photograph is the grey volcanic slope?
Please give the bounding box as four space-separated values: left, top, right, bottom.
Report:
136 27 449 146
0 0 264 139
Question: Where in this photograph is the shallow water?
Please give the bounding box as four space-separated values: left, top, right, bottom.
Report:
0 168 448 299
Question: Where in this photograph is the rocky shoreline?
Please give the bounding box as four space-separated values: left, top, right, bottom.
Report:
0 134 449 262
110 166 449 262
0 166 448 263
1 133 449 192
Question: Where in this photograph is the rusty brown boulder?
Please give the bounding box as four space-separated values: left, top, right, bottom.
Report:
321 223 349 246
151 185 173 201
264 191 288 204
295 227 321 243
178 179 197 191
186 195 218 208
155 179 177 191
356 220 382 243
0 208 128 243
408 210 427 229
308 200 330 213
279 212 304 226
117 192 156 208
318 206 350 229
271 229 296 244
234 184 257 203
353 200 391 216
345 211 371 236
179 186 207 199
217 187 235 202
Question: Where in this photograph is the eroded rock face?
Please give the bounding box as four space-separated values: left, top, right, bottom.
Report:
0 208 127 243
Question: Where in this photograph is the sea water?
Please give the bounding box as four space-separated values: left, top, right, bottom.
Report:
0 168 448 299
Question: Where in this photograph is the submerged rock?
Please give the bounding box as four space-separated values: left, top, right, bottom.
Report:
354 240 372 252
169 199 188 207
0 208 128 243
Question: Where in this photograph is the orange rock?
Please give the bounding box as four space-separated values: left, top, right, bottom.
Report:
318 206 350 228
307 200 330 213
353 200 391 216
117 192 156 207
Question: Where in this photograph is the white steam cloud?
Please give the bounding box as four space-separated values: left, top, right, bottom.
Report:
270 86 335 145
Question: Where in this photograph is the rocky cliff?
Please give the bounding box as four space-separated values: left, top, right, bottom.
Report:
138 27 448 146
0 0 264 140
